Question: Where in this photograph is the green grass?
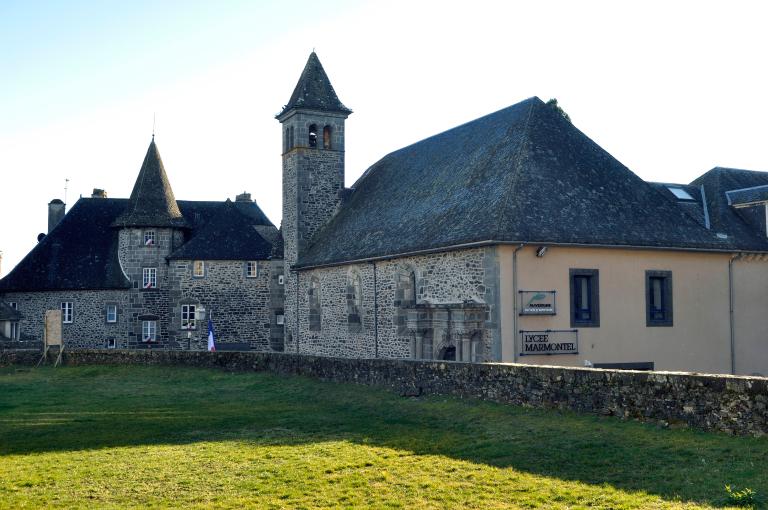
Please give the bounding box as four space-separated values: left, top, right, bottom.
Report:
0 365 765 509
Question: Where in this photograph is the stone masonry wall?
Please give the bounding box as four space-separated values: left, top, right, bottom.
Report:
285 247 501 360
28 349 768 437
167 259 275 350
0 290 129 348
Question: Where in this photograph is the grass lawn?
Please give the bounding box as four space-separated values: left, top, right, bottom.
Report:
0 365 765 509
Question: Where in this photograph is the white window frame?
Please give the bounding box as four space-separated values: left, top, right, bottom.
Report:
144 230 155 246
193 261 205 278
106 338 116 349
142 320 157 342
143 268 157 289
246 261 258 278
278 275 285 285
276 313 285 325
61 301 73 323
181 304 197 330
106 304 117 323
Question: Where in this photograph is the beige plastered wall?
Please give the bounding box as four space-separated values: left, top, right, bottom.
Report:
497 245 759 374
732 256 768 376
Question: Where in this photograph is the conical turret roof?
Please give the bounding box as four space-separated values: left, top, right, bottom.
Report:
113 139 187 228
279 52 351 117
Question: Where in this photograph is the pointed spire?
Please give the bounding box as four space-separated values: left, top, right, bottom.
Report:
113 139 187 228
279 52 351 117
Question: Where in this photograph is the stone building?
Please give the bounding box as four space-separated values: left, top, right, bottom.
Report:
0 139 284 351
278 53 768 375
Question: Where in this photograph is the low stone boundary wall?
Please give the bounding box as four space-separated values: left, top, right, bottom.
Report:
4 349 767 436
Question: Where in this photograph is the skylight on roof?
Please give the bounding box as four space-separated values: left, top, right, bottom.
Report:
668 187 695 200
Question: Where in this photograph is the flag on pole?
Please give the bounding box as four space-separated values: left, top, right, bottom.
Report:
207 319 216 352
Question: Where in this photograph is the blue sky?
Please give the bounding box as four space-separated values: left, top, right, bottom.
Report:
2 1 768 273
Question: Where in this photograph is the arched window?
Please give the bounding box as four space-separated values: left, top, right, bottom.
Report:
323 125 332 149
347 269 363 332
308 124 318 148
308 275 321 331
395 269 416 336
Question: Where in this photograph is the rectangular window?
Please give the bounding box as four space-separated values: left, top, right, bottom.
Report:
570 269 599 327
142 321 157 342
181 304 197 330
276 313 285 325
106 338 116 349
10 322 18 340
106 304 117 323
646 270 673 327
61 302 73 324
144 230 155 246
246 261 258 278
8 302 17 310
278 275 285 285
143 268 157 289
193 261 205 278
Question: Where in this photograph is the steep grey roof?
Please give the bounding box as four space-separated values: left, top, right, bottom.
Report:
648 183 708 228
0 198 131 291
0 302 21 321
112 139 188 228
692 167 768 245
169 200 275 260
278 52 351 116
0 198 277 292
726 184 768 206
297 97 767 268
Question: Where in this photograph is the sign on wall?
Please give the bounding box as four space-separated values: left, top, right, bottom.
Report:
519 290 556 315
519 329 578 355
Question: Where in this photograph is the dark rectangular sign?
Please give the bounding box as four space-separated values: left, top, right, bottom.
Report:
519 329 578 355
519 290 556 315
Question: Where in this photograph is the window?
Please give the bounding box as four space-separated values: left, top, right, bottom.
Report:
142 321 157 342
276 313 285 325
347 269 363 332
308 124 317 147
308 276 321 331
143 268 157 289
667 187 695 200
144 230 155 246
106 338 116 349
246 261 258 278
10 322 18 340
106 304 117 323
8 302 17 310
278 275 285 285
323 125 332 149
61 302 73 324
181 304 197 330
646 270 673 327
193 261 205 278
570 269 599 327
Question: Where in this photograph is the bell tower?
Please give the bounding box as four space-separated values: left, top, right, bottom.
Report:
277 52 351 349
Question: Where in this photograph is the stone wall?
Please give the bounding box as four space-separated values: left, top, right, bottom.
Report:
0 290 129 348
287 247 501 361
19 349 767 437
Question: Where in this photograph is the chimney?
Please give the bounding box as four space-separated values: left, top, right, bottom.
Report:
48 199 65 233
91 188 107 198
235 192 252 203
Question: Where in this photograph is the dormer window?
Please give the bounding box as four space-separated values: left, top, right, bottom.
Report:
323 125 332 149
144 230 155 246
309 124 318 147
667 187 695 200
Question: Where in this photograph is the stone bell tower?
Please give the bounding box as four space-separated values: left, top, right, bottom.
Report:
277 52 352 349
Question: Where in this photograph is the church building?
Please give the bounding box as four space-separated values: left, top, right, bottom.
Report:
2 52 768 375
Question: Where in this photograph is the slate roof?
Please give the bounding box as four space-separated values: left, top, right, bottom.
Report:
691 167 768 245
0 302 21 321
278 52 351 117
168 200 275 260
726 184 768 206
0 198 277 292
297 97 768 268
112 140 188 228
648 182 708 228
270 227 284 260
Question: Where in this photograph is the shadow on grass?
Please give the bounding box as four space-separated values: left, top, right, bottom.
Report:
0 365 765 507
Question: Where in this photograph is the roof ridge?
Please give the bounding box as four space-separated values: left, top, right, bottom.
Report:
493 99 537 240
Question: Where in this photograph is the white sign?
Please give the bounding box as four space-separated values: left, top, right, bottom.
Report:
520 329 578 355
519 290 556 315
